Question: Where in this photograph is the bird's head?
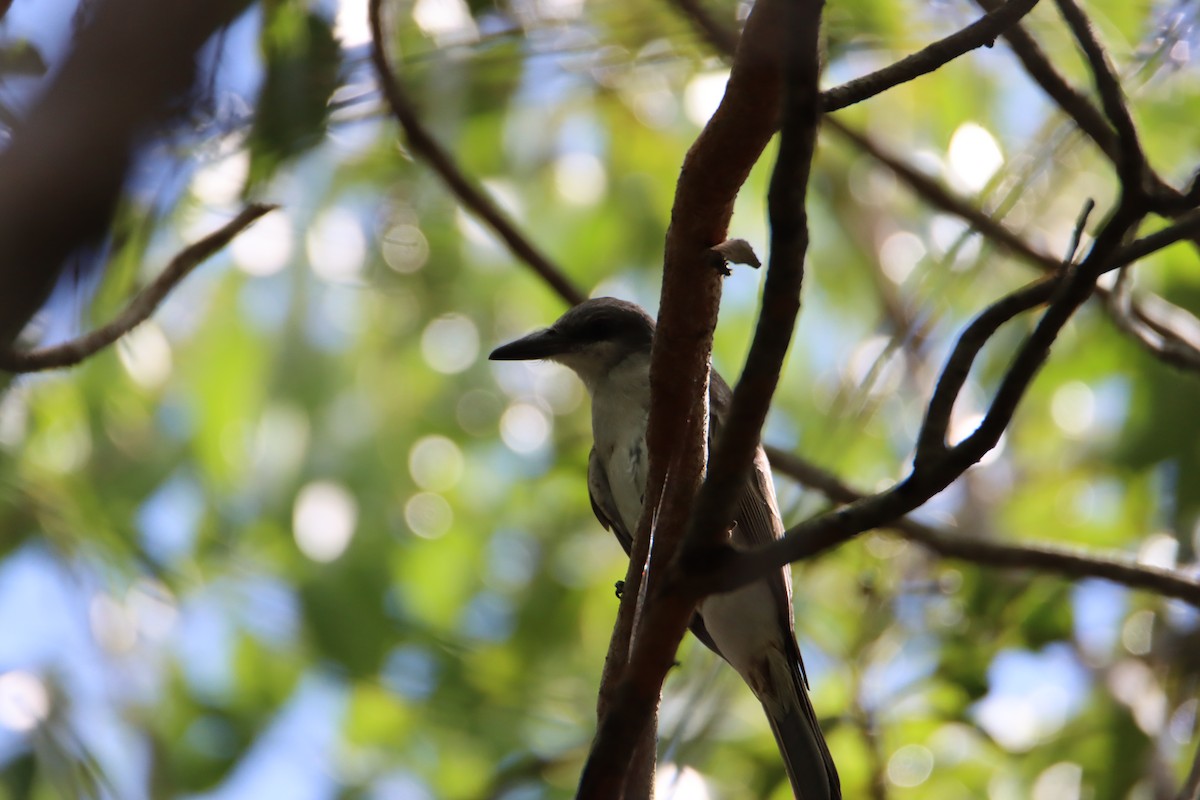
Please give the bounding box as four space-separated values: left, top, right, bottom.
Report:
488 297 655 389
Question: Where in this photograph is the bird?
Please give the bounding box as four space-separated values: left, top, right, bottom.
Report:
489 297 840 799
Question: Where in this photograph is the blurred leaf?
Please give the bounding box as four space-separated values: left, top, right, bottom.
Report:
246 6 341 191
0 39 46 77
300 550 393 678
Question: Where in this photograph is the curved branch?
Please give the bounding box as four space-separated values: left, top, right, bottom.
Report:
832 120 1200 377
913 276 1057 467
367 0 586 307
0 204 277 373
1053 0 1146 192
765 446 1200 607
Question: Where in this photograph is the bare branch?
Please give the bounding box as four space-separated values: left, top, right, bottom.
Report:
578 0 822 793
690 196 1145 593
669 0 1043 115
765 446 1200 606
367 0 586 307
826 119 1061 272
685 0 822 558
1107 267 1200 372
1110 209 1200 271
913 276 1056 468
1053 0 1146 192
0 204 277 373
832 120 1200 377
821 0 1040 112
971 0 1118 162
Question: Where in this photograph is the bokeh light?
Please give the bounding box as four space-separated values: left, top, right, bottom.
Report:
293 481 358 562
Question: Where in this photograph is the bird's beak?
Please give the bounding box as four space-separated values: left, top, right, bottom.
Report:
488 328 570 361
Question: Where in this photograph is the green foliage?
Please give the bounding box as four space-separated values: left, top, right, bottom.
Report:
3 0 1200 798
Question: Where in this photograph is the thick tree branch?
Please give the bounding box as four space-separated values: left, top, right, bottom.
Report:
0 0 253 347
765 446 1200 607
684 0 822 559
578 0 821 794
367 0 586 307
0 205 276 373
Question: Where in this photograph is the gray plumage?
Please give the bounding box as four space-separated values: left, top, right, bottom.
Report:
490 297 839 799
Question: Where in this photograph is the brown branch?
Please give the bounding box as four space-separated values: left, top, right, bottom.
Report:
1108 269 1200 373
1110 209 1200 271
577 0 819 794
367 0 586 307
669 0 1042 115
826 119 1062 271
688 192 1145 593
821 0 1041 112
0 204 277 373
765 446 1200 607
831 120 1200 376
684 0 822 558
913 276 1057 467
673 0 1200 384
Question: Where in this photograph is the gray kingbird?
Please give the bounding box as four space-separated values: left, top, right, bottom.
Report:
489 297 839 799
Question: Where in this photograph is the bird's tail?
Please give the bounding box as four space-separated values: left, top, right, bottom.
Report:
760 654 840 800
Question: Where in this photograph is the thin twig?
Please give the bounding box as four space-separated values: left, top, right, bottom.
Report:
831 120 1200 376
1106 267 1200 372
692 197 1145 592
667 0 739 55
821 0 1040 112
826 119 1061 272
971 0 1119 161
764 446 1200 607
669 0 1042 115
1109 209 1200 271
1053 0 1147 192
367 0 586 307
0 204 277 373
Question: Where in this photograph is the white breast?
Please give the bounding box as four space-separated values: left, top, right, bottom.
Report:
589 353 652 533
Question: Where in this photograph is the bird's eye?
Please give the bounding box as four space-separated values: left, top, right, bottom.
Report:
580 318 614 342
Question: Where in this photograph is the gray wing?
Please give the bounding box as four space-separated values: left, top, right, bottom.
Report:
588 446 722 654
588 447 632 555
710 371 808 681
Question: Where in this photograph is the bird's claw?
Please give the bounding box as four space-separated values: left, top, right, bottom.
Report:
614 580 625 599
